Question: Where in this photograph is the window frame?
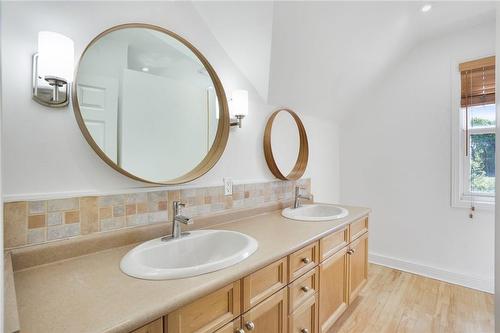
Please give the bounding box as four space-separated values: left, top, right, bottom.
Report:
451 57 496 210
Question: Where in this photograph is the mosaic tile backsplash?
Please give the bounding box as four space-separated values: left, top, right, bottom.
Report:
4 179 310 249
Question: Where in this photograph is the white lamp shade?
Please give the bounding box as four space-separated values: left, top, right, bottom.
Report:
231 90 248 117
37 31 74 82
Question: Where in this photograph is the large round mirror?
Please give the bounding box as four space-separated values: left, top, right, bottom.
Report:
73 23 229 184
263 108 308 180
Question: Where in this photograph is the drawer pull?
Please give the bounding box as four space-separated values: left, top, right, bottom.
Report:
235 329 245 333
301 329 309 333
302 257 311 264
245 321 255 331
347 249 354 255
301 286 311 292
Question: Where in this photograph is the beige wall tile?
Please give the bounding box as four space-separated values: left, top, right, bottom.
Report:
28 228 46 244
113 205 125 217
99 207 112 220
28 201 46 215
136 202 148 214
167 190 180 202
64 211 80 224
98 195 124 207
158 201 168 211
126 204 136 215
47 198 79 212
28 215 45 229
80 197 98 235
47 212 63 226
4 202 27 248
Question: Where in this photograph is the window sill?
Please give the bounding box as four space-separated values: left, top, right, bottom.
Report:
452 196 495 211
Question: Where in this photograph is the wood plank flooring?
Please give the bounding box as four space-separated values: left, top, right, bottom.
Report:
329 264 494 333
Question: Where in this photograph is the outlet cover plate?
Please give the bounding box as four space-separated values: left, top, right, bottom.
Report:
224 178 233 196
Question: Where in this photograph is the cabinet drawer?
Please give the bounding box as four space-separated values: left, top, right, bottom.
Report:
289 294 318 333
349 217 368 241
131 318 163 333
167 281 240 333
288 266 318 314
243 257 288 312
319 227 348 261
288 242 319 282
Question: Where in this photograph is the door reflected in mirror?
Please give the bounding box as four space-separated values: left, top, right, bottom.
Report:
74 24 228 184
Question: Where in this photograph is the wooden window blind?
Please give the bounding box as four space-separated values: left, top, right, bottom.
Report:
460 56 495 107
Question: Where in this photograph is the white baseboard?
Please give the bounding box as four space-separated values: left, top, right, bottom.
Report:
369 252 494 294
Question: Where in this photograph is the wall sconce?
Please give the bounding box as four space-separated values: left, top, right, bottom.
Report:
229 90 248 128
32 31 74 107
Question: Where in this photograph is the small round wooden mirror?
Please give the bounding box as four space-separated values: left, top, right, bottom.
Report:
263 108 309 180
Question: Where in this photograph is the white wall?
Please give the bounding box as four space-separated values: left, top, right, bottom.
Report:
340 22 495 292
0 1 339 203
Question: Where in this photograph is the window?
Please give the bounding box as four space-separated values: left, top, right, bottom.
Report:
452 56 496 208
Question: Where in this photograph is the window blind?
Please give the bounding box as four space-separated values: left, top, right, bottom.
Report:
460 56 495 107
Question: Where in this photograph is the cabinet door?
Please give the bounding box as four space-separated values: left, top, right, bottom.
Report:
348 232 368 303
242 288 287 333
289 294 318 333
318 246 348 333
215 317 242 333
167 281 240 333
130 318 163 333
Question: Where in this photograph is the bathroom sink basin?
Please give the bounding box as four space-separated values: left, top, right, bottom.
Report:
120 230 258 280
282 204 349 221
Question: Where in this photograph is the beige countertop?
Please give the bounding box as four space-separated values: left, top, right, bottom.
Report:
13 205 369 333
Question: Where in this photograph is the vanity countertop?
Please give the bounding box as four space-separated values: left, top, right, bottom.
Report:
12 205 370 333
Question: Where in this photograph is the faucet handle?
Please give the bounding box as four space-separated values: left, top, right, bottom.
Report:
173 201 186 212
295 185 305 195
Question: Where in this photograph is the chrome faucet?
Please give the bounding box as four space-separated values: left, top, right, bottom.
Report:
163 201 192 241
293 186 313 209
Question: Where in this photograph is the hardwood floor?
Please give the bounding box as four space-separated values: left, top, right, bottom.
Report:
329 264 494 333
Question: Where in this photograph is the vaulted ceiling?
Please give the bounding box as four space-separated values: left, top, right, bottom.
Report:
193 1 495 120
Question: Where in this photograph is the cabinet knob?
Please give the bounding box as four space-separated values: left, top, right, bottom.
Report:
302 257 311 264
347 249 354 255
245 321 255 331
235 329 245 333
301 286 311 292
301 329 309 333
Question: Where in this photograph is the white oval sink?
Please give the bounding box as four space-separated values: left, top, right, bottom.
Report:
120 230 258 280
282 204 349 221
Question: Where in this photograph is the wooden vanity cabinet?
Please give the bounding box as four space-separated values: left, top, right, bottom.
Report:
242 287 288 333
158 215 369 333
348 232 368 304
130 318 163 333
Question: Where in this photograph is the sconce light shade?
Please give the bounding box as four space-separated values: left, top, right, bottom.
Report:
37 31 74 82
230 90 248 117
33 31 74 107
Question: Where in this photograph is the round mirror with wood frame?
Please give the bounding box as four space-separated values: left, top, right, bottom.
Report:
263 108 309 180
72 23 230 185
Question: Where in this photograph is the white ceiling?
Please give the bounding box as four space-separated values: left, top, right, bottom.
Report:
194 1 496 120
268 1 496 120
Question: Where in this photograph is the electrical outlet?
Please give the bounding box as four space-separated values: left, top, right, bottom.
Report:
223 178 233 196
